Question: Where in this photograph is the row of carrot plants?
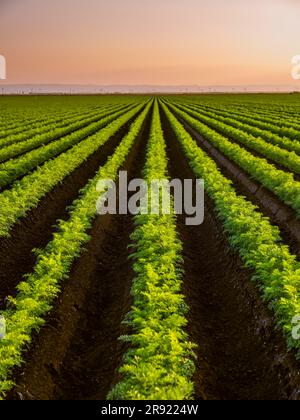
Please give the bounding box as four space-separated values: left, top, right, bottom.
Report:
0 103 139 189
165 102 300 220
179 95 300 126
0 98 140 141
0 106 72 137
109 101 195 400
202 103 300 136
0 101 152 399
170 101 300 175
0 101 148 237
0 97 136 137
0 102 134 161
181 100 300 133
181 102 300 146
162 102 300 362
204 99 300 121
0 104 102 141
220 104 300 126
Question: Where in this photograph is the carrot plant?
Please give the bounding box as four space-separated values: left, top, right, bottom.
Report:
0 103 119 150
174 99 300 141
171 101 300 174
109 101 196 401
166 101 300 220
0 96 139 139
0 101 153 399
0 101 148 237
0 102 137 188
181 102 300 153
162 102 300 359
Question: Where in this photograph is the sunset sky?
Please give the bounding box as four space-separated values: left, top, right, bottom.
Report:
0 0 300 86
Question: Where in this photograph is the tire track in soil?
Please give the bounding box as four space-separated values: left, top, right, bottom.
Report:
8 107 152 401
0 112 141 307
160 106 300 401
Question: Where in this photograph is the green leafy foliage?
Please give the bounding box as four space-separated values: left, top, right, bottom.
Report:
181 102 300 153
174 99 300 141
0 101 148 238
166 101 300 220
0 103 118 151
172 101 300 175
0 101 152 399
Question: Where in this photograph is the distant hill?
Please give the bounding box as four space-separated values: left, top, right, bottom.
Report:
0 84 299 94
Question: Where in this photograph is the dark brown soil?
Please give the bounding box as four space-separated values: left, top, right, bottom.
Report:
0 112 140 307
8 106 152 401
160 106 300 400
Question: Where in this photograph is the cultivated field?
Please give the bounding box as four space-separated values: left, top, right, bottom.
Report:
1 94 300 400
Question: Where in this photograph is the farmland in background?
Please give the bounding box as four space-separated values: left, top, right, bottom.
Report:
1 93 300 400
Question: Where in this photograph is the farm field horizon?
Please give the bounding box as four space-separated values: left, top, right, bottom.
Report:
1 93 300 400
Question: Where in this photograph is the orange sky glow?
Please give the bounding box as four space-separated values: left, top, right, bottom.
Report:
0 0 300 86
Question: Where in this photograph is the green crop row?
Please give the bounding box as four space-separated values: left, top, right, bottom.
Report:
0 101 148 238
215 104 300 127
0 107 72 137
165 102 300 220
161 102 300 363
169 102 300 176
0 101 152 399
109 101 195 400
201 103 300 138
0 103 138 189
177 99 300 133
0 104 103 142
181 102 300 146
0 96 140 138
0 99 138 144
173 95 300 126
0 102 134 162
